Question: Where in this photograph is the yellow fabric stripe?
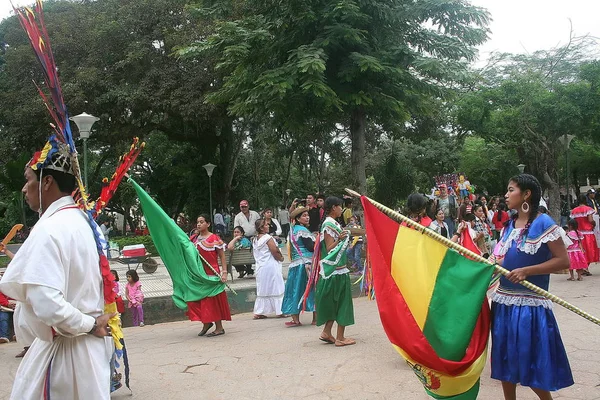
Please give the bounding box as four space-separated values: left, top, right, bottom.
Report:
391 226 448 329
394 345 487 397
105 302 124 350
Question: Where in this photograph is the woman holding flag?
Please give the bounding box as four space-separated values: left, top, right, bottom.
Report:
491 174 573 399
189 214 231 337
314 197 355 347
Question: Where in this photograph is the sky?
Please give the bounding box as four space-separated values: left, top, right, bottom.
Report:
1 0 600 64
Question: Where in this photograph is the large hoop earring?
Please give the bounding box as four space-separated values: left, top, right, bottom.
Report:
521 202 530 213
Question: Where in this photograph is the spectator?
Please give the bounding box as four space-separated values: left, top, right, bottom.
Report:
234 200 261 237
278 205 290 240
430 209 450 238
457 196 472 222
100 220 112 238
262 207 282 238
345 215 364 271
306 194 321 233
435 184 457 236
0 289 15 343
213 210 226 237
341 197 353 226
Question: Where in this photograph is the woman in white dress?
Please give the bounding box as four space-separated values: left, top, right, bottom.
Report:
252 218 285 319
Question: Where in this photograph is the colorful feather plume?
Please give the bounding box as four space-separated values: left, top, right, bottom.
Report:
92 138 145 218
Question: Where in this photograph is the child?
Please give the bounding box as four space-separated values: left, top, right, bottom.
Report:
567 219 588 281
111 270 125 314
125 270 144 326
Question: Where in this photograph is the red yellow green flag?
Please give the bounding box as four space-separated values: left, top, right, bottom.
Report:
362 197 494 399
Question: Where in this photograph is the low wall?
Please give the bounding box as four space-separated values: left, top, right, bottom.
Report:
121 281 364 327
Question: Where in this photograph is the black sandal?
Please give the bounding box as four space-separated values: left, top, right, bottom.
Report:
206 330 225 337
198 322 214 336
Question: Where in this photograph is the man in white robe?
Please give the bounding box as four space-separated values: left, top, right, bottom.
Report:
0 156 114 400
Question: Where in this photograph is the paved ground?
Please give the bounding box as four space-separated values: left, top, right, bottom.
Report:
0 265 599 399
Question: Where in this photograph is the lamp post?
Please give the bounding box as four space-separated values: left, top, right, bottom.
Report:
285 188 291 206
70 112 99 189
517 164 526 174
558 134 575 210
267 180 275 208
203 163 217 225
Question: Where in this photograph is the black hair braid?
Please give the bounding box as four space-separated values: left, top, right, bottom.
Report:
509 174 542 242
319 196 343 232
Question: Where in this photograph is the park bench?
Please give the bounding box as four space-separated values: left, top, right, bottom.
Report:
217 248 255 281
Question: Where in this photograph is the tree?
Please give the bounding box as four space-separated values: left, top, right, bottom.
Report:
181 0 490 194
454 38 598 220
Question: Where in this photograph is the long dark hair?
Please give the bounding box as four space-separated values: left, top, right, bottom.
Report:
509 174 542 239
319 196 343 230
405 193 428 223
568 218 580 240
497 202 507 222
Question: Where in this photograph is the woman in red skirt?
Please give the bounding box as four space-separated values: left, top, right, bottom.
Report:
188 214 231 337
570 194 599 272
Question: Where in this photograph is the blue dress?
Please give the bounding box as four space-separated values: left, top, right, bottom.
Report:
491 213 573 391
282 224 315 314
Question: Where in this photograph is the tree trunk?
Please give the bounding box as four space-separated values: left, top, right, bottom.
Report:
219 121 245 207
282 150 294 206
543 171 561 223
350 107 367 195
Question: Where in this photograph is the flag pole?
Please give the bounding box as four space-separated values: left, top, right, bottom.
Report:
346 188 600 327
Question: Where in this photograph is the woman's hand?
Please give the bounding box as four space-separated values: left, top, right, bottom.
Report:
339 230 348 240
505 267 529 283
220 272 228 283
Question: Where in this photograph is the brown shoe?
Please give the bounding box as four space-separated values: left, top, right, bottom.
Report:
15 347 29 358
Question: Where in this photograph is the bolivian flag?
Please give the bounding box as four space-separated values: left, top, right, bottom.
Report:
362 197 494 399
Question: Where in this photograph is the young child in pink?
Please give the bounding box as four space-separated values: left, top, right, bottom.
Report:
125 270 145 326
567 219 587 281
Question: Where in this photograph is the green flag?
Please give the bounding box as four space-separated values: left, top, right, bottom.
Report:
130 179 225 310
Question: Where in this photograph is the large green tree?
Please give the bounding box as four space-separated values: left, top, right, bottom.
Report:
455 39 599 220
181 0 490 194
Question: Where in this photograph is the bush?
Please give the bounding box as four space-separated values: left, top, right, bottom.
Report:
110 235 157 256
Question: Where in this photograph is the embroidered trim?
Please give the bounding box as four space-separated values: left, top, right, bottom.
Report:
323 226 339 239
295 229 315 240
492 291 553 309
570 209 595 218
288 258 312 269
495 225 562 256
579 230 595 235
196 239 227 252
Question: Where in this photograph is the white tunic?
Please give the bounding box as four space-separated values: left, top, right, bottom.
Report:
0 196 112 400
252 234 284 315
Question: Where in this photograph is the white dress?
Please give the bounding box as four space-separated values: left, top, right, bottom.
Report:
252 234 285 315
0 196 112 400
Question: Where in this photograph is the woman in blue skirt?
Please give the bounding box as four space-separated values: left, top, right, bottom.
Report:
491 174 573 400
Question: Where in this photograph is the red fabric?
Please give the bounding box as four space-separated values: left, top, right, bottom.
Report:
460 228 483 259
362 197 490 375
0 292 10 307
115 296 125 313
187 233 231 322
186 291 231 323
572 205 596 230
492 211 509 231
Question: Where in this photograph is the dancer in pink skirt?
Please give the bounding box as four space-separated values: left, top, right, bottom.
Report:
566 219 588 281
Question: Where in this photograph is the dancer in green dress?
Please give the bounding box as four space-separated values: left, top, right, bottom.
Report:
316 197 356 347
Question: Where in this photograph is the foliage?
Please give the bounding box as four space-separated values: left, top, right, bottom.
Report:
458 136 518 195
182 0 490 194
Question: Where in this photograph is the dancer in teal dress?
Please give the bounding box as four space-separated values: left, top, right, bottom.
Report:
491 174 573 400
281 207 316 327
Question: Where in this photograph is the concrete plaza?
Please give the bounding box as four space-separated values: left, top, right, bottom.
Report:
0 266 599 399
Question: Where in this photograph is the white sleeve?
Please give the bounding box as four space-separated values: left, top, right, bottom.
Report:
26 285 96 337
274 219 282 236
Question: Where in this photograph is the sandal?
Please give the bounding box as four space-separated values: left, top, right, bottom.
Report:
335 338 356 347
206 330 225 337
319 335 335 344
253 315 267 320
567 277 575 281
198 322 214 336
285 321 302 327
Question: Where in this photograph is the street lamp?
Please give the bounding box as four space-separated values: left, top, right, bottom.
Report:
70 112 99 189
267 180 275 208
203 163 217 225
558 134 575 210
285 188 291 205
517 164 526 174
